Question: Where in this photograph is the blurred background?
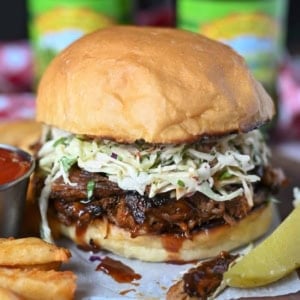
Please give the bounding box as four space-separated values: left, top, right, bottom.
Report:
0 0 299 139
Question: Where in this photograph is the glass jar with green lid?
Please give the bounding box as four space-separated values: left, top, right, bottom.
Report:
28 0 131 84
177 0 288 103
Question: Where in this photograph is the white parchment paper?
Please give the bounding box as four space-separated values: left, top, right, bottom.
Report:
60 204 300 299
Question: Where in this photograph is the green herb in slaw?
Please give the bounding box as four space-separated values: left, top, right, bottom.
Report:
87 180 95 199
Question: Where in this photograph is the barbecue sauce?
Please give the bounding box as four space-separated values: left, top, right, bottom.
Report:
75 223 88 244
119 288 136 296
183 251 238 299
77 242 100 253
93 256 141 283
0 148 30 185
162 235 185 260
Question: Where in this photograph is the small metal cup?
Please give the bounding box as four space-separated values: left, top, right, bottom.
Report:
0 144 35 237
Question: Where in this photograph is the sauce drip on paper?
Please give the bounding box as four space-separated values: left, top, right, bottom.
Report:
119 288 136 296
90 255 141 283
183 251 238 298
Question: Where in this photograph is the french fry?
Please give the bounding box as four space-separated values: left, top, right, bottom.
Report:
0 287 24 300
0 268 76 300
0 238 71 270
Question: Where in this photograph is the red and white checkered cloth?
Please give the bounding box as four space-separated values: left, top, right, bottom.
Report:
0 41 36 122
0 41 33 93
0 93 35 122
277 58 300 140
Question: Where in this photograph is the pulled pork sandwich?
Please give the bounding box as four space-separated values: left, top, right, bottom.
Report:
34 26 282 262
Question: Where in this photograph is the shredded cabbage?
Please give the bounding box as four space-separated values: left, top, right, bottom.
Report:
38 126 270 206
39 174 53 243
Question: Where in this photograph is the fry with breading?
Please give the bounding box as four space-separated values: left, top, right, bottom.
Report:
0 237 71 270
0 286 24 300
0 268 76 300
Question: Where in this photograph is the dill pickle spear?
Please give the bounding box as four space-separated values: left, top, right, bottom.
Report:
224 206 300 288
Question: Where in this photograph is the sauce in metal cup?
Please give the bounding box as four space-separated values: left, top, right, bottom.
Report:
0 144 35 237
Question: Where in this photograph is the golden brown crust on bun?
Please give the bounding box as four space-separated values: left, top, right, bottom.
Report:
36 26 274 143
52 203 272 262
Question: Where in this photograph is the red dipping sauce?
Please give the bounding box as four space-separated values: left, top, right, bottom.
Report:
0 147 31 185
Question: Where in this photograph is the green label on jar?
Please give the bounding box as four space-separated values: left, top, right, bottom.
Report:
28 0 131 83
177 0 288 90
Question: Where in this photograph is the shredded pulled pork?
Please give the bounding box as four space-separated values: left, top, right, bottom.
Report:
183 251 238 299
32 165 275 237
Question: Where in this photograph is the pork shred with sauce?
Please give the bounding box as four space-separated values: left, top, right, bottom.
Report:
167 251 238 299
32 164 282 237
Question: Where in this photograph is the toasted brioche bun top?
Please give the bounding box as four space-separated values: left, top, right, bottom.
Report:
36 26 274 143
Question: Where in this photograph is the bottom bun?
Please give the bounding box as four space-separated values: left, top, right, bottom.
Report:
52 203 272 262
